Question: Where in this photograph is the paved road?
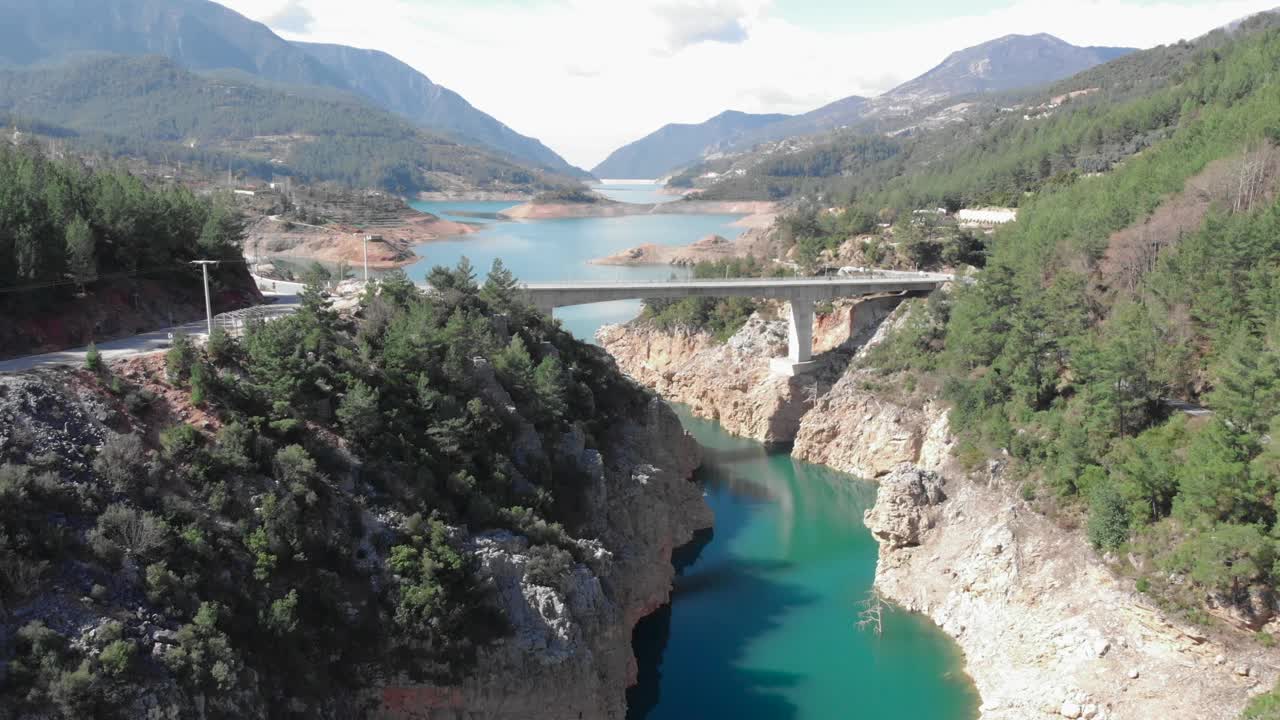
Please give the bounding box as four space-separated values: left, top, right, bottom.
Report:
0 294 299 374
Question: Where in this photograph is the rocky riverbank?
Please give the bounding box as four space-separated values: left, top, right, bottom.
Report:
589 222 785 267
243 209 475 268
596 297 1280 719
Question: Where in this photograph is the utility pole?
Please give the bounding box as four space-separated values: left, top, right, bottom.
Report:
191 261 220 336
362 234 371 283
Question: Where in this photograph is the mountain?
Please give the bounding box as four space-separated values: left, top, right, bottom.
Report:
0 55 573 196
0 0 345 87
753 34 1133 144
0 0 588 178
883 33 1133 106
591 110 791 179
603 33 1135 176
292 42 590 179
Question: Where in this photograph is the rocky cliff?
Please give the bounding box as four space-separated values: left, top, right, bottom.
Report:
598 296 1280 718
378 397 710 719
596 296 904 444
866 460 1280 720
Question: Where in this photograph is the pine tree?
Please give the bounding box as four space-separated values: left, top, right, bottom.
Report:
1208 327 1280 435
533 355 568 422
480 258 520 309
64 214 96 284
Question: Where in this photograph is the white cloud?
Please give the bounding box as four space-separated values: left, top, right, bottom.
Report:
264 0 315 33
220 0 1280 170
654 0 753 52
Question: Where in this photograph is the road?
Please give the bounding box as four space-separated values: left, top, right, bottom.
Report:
0 293 299 374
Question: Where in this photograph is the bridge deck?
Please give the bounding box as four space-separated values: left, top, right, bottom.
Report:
518 272 952 309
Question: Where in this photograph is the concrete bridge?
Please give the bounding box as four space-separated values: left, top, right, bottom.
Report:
520 272 952 375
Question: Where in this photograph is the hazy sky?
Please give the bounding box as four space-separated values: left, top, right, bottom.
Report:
220 0 1279 170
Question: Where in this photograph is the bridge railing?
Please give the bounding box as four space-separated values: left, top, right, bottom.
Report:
517 271 951 287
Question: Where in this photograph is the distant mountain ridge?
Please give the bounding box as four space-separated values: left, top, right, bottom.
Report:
597 33 1135 175
884 33 1133 105
592 110 791 179
291 42 590 178
0 0 588 178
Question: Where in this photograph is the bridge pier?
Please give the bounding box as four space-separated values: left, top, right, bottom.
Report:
770 298 819 377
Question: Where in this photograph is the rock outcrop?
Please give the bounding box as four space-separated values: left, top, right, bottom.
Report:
862 465 945 549
867 461 1280 720
375 395 710 719
792 368 953 478
596 296 905 444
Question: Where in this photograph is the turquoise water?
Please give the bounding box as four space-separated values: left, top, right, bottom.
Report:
629 410 979 719
409 200 737 342
412 185 979 719
592 180 682 205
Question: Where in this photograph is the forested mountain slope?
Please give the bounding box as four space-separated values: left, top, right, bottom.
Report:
0 258 706 717
684 17 1272 202
850 22 1280 661
293 42 590 179
591 110 791 179
0 0 586 178
0 55 574 196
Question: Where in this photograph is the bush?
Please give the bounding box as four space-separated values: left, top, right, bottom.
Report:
97 639 135 678
88 504 170 568
159 424 201 462
1086 484 1131 551
93 433 149 493
165 332 195 383
206 327 235 365
84 342 101 372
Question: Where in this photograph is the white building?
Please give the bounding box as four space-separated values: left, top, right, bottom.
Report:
957 208 1018 225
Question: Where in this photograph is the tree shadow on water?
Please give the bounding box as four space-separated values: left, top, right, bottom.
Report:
627 459 818 720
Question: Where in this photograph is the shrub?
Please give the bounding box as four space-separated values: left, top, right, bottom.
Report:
84 342 101 372
206 327 235 365
89 504 170 568
164 602 243 693
93 433 149 493
1087 484 1131 551
165 332 195 383
524 544 574 589
160 424 201 462
98 639 135 678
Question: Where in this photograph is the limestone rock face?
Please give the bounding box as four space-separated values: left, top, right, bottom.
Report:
866 462 1280 720
862 465 945 549
596 316 806 444
791 303 954 477
596 297 904 445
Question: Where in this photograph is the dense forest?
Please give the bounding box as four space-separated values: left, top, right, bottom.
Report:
0 138 259 358
857 25 1280 643
0 56 574 196
0 260 656 717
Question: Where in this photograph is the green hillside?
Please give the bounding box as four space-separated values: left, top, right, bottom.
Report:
0 55 575 195
859 22 1280 637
